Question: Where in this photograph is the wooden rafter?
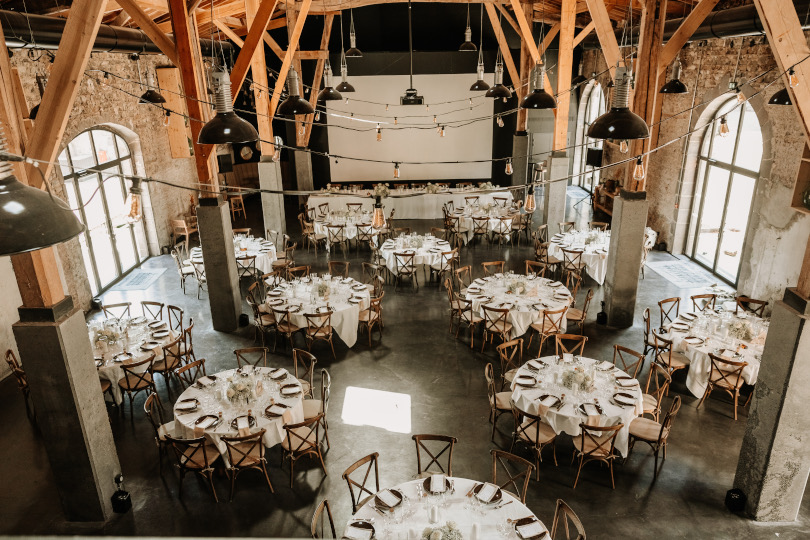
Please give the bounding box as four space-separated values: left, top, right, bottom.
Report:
573 20 595 47
117 0 179 65
212 18 244 46
495 3 520 36
263 33 286 60
553 0 576 151
246 0 272 147
229 0 279 101
484 3 520 89
585 0 621 78
658 0 721 75
508 0 541 63
537 22 560 58
302 14 334 147
269 0 313 132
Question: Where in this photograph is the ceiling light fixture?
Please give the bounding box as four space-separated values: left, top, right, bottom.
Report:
660 56 687 94
345 9 362 57
317 59 343 101
486 11 511 99
400 0 424 105
571 63 587 88
505 158 513 175
470 5 490 91
198 70 259 144
587 66 649 141
278 67 316 116
768 86 791 106
459 4 477 51
336 14 356 92
521 65 556 109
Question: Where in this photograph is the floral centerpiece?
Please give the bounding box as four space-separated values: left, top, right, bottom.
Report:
425 182 441 194
317 281 330 298
373 183 390 198
226 376 255 405
94 328 120 346
409 236 424 249
729 319 753 341
422 521 463 540
507 280 526 295
478 181 495 191
584 230 601 245
323 183 341 193
561 366 593 392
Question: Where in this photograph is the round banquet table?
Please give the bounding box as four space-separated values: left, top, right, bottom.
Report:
547 229 611 285
509 356 643 457
172 366 304 459
662 309 767 398
450 206 517 244
464 274 571 339
191 236 277 274
313 210 373 243
90 317 178 405
346 476 548 540
378 234 453 273
264 276 372 348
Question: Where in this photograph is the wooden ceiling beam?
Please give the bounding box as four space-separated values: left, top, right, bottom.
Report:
553 0 576 151
585 0 621 78
295 50 329 60
245 0 273 148
658 0 721 75
263 33 285 60
302 14 334 147
484 3 520 88
117 0 179 65
187 0 205 13
495 4 520 36
508 0 541 63
573 20 594 47
537 22 560 58
269 0 313 127
212 18 244 46
229 0 279 102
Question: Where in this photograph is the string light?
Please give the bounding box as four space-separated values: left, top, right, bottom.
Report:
497 116 504 128
386 104 390 111
633 156 646 181
394 117 398 125
125 177 143 223
505 158 513 175
433 114 437 123
163 109 170 126
440 125 445 137
619 141 629 153
376 123 382 142
718 116 731 137
789 68 799 88
393 162 401 179
372 196 385 228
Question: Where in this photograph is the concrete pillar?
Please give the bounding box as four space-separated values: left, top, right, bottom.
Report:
733 299 810 521
604 190 648 328
13 299 121 521
511 133 530 187
294 148 314 207
258 158 286 237
197 198 242 331
544 151 569 235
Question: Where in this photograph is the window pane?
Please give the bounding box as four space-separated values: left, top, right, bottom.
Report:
68 131 95 170
716 173 756 281
58 149 73 177
78 235 98 296
734 103 763 172
709 105 741 163
116 135 130 158
93 130 116 164
89 226 117 288
78 174 106 229
694 165 730 268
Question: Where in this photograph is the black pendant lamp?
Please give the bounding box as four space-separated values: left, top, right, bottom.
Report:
0 130 84 256
317 59 343 101
459 4 477 51
469 6 489 91
588 66 649 141
345 9 362 57
486 62 512 99
278 67 316 115
660 58 688 94
521 65 556 109
768 87 792 105
336 53 356 93
198 70 259 144
137 58 167 105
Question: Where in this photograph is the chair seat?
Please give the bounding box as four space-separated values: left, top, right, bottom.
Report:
545 256 563 265
642 393 658 413
566 308 585 322
461 311 483 324
665 352 691 369
158 421 175 440
487 320 513 334
277 322 301 334
489 391 512 410
504 368 519 383
227 441 264 466
180 443 219 469
303 399 323 420
529 321 560 334
118 372 153 390
298 379 312 396
100 378 112 393
573 433 614 457
629 417 668 442
281 425 317 451
180 266 194 276
518 419 557 445
359 310 379 323
257 314 275 327
309 328 332 338
711 371 745 390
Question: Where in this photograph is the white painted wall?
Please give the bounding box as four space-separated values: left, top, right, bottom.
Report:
326 73 494 182
0 258 23 380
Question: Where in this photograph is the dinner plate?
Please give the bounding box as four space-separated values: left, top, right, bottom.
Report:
113 352 132 363
130 316 147 325
288 305 301 313
421 476 452 495
267 298 285 306
515 375 538 387
538 394 561 409
514 517 546 540
349 298 362 304
525 359 544 371
268 291 283 296
684 336 705 345
152 330 170 339
269 368 288 381
374 488 403 509
344 521 375 540
148 321 166 329
681 312 698 321
472 482 503 504
612 392 636 407
670 322 690 332
230 415 256 430
194 375 217 388
549 282 564 288
141 341 160 350
578 402 603 416
281 383 302 396
175 398 199 412
194 414 221 429
264 402 290 418
352 284 367 291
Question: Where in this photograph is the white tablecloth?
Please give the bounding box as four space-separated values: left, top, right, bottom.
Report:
172 367 304 459
191 238 277 275
448 208 516 244
308 188 514 220
347 477 547 540
264 277 371 348
663 311 767 398
465 274 571 339
548 229 611 285
378 235 452 272
510 356 643 456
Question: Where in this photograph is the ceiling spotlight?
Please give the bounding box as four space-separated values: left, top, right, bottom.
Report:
345 9 362 57
660 57 687 94
198 69 259 144
459 4 477 51
317 59 342 101
521 65 556 109
588 66 649 141
485 62 511 99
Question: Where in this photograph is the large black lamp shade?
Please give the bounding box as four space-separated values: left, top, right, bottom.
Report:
588 67 649 140
660 59 688 94
198 70 259 144
521 66 556 109
485 63 511 99
316 60 343 101
139 88 167 104
470 57 490 90
278 67 316 116
768 87 792 105
335 58 355 93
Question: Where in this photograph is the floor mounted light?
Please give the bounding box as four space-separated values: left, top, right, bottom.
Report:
198 70 259 144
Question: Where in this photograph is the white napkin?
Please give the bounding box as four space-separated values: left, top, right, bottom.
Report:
527 359 543 370
476 482 498 503
617 378 638 388
268 404 286 416
271 368 287 378
563 353 574 363
175 400 197 411
583 403 599 416
236 416 249 431
540 395 558 408
430 474 447 493
377 489 400 507
614 394 636 406
516 521 545 539
599 361 614 370
197 376 213 386
515 376 536 386
685 337 703 345
281 385 302 395
343 525 373 540
197 416 216 429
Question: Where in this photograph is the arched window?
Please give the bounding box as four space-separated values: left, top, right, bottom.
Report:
688 98 762 283
58 128 142 295
575 83 605 192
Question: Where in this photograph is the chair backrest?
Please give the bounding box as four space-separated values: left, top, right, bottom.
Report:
328 261 349 278
412 434 457 477
559 221 575 233
645 362 672 402
430 227 447 240
294 348 317 386
311 499 336 539
691 293 716 312
342 452 380 513
167 305 184 334
143 392 166 438
394 252 416 275
589 221 608 231
236 255 257 277
319 368 331 417
234 347 268 368
484 363 498 409
535 224 549 243
325 224 346 245
443 277 455 304
652 333 679 370
191 261 207 283
120 354 156 391
356 223 374 243
284 414 322 455
174 239 189 261
165 435 216 470
347 202 363 212
613 345 644 378
247 281 264 305
496 338 523 375
562 248 584 272
262 270 284 289
176 359 207 388
490 449 533 503
481 260 505 276
482 305 511 334
493 196 508 207
555 334 588 356
550 499 587 540
141 301 164 320
566 272 583 302
304 311 333 339
658 297 680 328
735 296 768 317
373 276 385 298
288 265 311 279
472 216 490 235
318 202 329 216
465 195 480 205
102 302 131 320
642 307 652 346
233 227 251 235
161 336 183 368
578 289 594 318
222 429 267 468
183 317 195 351
455 265 472 288
708 353 748 389
577 422 622 458
512 402 554 450
540 307 568 335
525 260 546 277
4 349 27 392
361 262 379 284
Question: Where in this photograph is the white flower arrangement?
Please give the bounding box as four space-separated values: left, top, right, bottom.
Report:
584 230 601 245
323 183 341 193
478 181 495 191
422 521 463 540
507 280 526 295
94 328 120 345
226 376 255 404
728 319 753 341
425 183 441 194
562 367 593 391
373 183 390 198
409 236 424 249
317 281 329 297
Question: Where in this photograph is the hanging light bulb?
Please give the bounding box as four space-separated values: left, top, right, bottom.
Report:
505 158 513 175
163 109 171 126
345 9 363 57
496 116 504 128
376 124 382 142
278 68 316 115
718 116 731 137
372 195 386 228
470 54 490 91
439 125 445 137
588 66 649 141
619 140 629 154
789 68 799 88
459 4 477 51
660 57 688 94
336 54 356 93
316 59 343 101
633 156 646 181
124 177 143 223
315 111 321 121
393 162 401 179
433 114 437 123
486 62 512 99
198 69 259 144
394 117 398 125
273 141 281 162
521 65 556 109
737 91 746 103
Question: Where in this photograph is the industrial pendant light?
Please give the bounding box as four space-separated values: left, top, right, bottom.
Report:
198 70 259 144
317 59 343 101
279 67 316 115
0 131 85 256
29 75 46 120
135 56 167 105
336 14 356 93
470 6 489 91
345 9 362 57
660 57 687 94
768 86 792 105
459 4 477 51
587 66 649 141
521 65 556 109
486 62 511 98
400 0 424 105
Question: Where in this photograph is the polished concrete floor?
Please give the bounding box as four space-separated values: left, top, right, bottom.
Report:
2 187 809 538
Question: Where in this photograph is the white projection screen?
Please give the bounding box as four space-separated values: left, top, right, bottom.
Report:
326 73 494 182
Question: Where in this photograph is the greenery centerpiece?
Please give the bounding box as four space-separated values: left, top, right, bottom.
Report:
226 376 255 405
478 181 495 191
728 319 753 341
507 280 526 295
410 236 424 249
317 281 329 298
323 183 341 193
94 328 120 346
562 367 593 392
584 230 601 245
425 182 441 194
422 521 463 540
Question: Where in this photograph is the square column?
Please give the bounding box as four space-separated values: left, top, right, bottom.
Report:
197 198 242 332
544 151 569 235
733 299 810 521
259 159 286 237
511 133 530 186
293 149 314 207
604 190 648 328
13 299 121 521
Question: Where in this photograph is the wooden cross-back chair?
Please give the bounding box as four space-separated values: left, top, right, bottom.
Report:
282 414 327 488
448 215 469 246
698 353 749 420
550 499 587 540
573 423 623 489
691 293 716 312
317 202 329 217
658 297 680 330
525 259 547 278
454 265 472 291
328 260 350 278
5 349 32 416
141 301 164 320
559 221 575 233
566 288 593 334
394 252 418 291
535 240 562 278
629 395 682 479
565 271 583 305
325 224 348 257
342 452 380 513
471 216 491 246
304 311 336 360
234 347 268 368
143 392 173 474
180 318 196 364
735 296 768 317
288 265 311 280
170 249 194 293
153 337 183 397
493 196 508 207
236 254 259 281
412 434 457 479
589 221 608 231
555 334 588 357
642 308 656 358
346 202 363 213
356 223 375 252
303 368 332 450
311 499 337 539
490 449 533 504
613 345 645 379
247 295 275 346
360 293 384 347
102 302 131 320
496 338 523 388
191 261 207 299
527 306 567 355
510 402 558 480
430 249 456 284
485 363 511 442
492 216 513 246
481 305 513 353
464 195 480 206
167 304 184 334
653 333 690 381
221 429 274 501
561 248 585 282
118 353 156 417
272 307 303 352
481 260 505 276
533 224 549 244
643 362 672 421
165 434 220 502
176 359 207 390
293 348 318 397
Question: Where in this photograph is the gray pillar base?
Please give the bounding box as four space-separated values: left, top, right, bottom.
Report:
734 299 810 521
259 159 286 237
604 190 648 328
13 303 121 522
294 149 314 207
197 199 242 332
511 134 530 187
544 151 569 235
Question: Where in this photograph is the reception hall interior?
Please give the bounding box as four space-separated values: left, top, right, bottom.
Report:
3 0 810 538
